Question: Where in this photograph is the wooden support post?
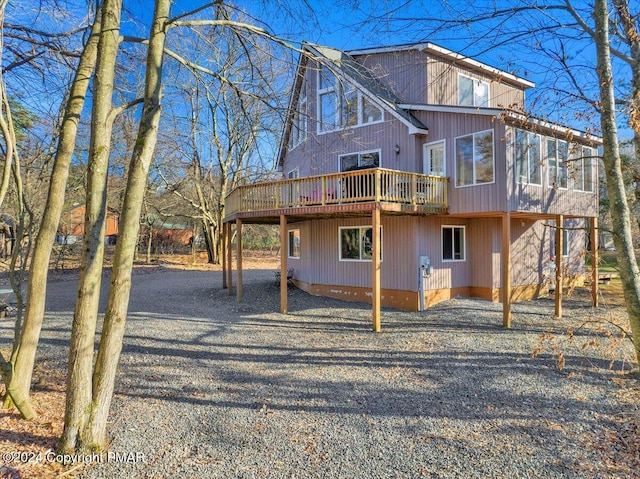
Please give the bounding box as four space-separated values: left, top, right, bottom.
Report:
222 221 227 289
372 208 381 332
227 222 233 295
555 215 563 318
280 215 288 314
502 212 512 328
236 218 243 302
590 217 599 307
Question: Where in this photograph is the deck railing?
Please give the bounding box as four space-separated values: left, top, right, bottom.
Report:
225 168 448 217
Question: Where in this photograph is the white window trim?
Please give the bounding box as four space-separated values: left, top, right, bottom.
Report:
454 129 495 188
458 73 490 107
514 129 542 187
562 227 569 258
337 148 382 172
316 67 383 135
423 140 446 177
338 225 383 262
547 138 568 190
288 229 300 259
442 225 466 262
287 168 299 179
573 146 596 193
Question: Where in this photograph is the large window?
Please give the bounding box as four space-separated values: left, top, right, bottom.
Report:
455 130 494 187
458 74 489 107
442 226 465 261
547 139 568 189
318 65 382 133
573 146 595 192
339 150 380 172
339 226 382 261
288 229 300 258
291 78 307 148
515 129 541 185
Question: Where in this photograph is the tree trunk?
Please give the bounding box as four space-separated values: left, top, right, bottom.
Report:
594 0 640 358
83 0 169 449
4 4 103 420
59 0 122 452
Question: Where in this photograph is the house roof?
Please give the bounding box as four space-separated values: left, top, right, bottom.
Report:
398 103 603 145
277 41 597 168
347 42 536 90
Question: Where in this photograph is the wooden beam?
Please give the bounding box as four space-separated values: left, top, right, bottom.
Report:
280 215 288 314
502 212 512 328
222 221 227 289
236 218 243 302
555 215 563 318
372 208 381 332
227 222 233 296
590 217 599 307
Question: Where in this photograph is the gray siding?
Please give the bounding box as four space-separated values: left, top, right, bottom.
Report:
427 57 525 109
288 217 417 291
287 216 585 297
355 50 428 104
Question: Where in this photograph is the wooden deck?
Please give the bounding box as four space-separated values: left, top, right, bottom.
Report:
224 168 448 223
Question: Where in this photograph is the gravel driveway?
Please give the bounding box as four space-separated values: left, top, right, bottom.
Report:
5 266 638 478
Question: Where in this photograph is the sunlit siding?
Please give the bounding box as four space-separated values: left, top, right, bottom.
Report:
284 116 420 178
427 57 525 109
355 50 428 104
504 127 598 217
413 111 508 214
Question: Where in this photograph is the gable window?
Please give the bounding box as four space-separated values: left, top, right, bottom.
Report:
339 226 382 261
288 229 300 258
573 146 595 192
455 130 494 187
339 150 380 172
317 65 383 133
515 129 541 185
547 139 568 189
291 78 307 148
458 74 489 107
442 226 465 261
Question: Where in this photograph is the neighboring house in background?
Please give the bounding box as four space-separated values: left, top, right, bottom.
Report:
57 204 119 245
223 42 601 330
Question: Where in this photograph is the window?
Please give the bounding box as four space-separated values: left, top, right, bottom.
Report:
423 141 446 177
455 130 494 187
317 65 382 133
442 226 465 261
547 139 568 189
287 169 299 179
291 78 307 148
574 146 595 192
288 229 300 258
515 129 541 185
563 227 569 257
458 74 489 107
339 226 382 261
339 150 380 172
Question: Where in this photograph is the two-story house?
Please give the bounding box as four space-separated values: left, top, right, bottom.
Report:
222 42 601 331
